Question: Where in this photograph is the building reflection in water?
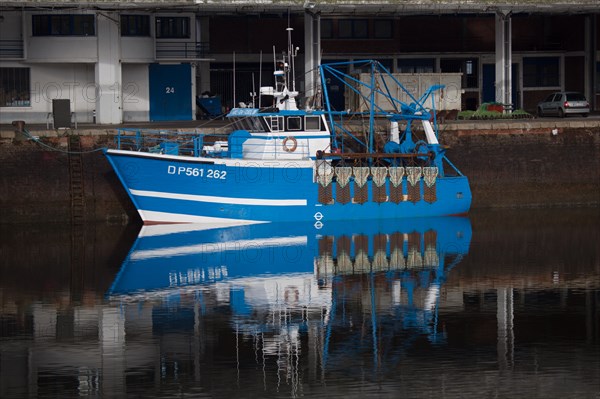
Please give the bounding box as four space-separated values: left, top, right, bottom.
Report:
105 218 471 391
1 211 599 398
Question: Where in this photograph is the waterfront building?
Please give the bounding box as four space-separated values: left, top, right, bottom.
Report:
0 0 598 124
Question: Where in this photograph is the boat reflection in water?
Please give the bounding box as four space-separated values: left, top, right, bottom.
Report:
108 218 471 384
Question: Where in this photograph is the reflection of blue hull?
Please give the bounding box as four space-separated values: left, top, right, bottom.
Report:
108 217 471 297
104 151 472 224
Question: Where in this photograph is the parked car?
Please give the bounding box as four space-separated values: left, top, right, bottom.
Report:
537 91 589 118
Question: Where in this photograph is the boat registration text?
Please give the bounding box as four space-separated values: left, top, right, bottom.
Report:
167 165 227 180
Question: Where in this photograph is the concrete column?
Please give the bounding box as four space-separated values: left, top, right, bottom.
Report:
194 297 202 382
497 287 514 370
304 10 321 104
198 16 211 95
100 307 125 396
33 304 57 341
584 15 598 110
95 12 122 124
495 12 512 110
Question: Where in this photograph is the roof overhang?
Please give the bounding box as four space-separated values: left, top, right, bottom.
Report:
0 1 598 15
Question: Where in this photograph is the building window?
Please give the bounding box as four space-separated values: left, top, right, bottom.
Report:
339 19 368 39
155 17 190 39
121 15 150 37
32 15 95 36
523 57 559 88
0 68 30 107
351 59 393 74
321 19 333 39
397 59 435 73
440 58 478 88
373 20 393 39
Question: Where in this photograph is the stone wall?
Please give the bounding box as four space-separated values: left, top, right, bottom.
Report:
442 126 600 209
0 123 598 223
0 134 138 223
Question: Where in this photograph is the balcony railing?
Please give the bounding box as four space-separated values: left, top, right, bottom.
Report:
0 40 24 59
155 41 209 60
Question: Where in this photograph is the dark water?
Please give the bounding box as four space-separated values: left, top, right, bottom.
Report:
1 208 599 399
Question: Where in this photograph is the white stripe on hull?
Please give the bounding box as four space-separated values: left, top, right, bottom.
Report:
131 189 307 206
131 236 308 260
139 210 266 225
138 223 256 238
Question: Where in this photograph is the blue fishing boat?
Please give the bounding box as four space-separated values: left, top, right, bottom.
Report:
104 34 471 225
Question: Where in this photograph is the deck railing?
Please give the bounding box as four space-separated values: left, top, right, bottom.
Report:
113 128 321 160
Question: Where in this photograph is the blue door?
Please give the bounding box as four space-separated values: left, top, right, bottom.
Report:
482 64 496 104
149 63 192 121
482 63 519 108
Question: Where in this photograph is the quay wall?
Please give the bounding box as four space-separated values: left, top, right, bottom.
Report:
0 121 598 223
443 123 600 211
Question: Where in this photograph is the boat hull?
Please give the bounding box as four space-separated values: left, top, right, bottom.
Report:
105 149 472 224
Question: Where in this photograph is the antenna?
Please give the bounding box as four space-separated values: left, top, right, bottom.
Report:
287 8 292 94
251 73 256 108
287 27 295 92
258 50 262 109
287 8 294 92
233 51 236 109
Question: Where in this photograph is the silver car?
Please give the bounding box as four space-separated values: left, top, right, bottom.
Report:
537 91 589 118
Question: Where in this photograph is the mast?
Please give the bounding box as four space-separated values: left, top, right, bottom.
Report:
259 51 263 109
287 27 296 93
257 28 300 111
233 51 236 109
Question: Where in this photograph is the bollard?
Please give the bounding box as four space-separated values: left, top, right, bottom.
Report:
12 120 25 132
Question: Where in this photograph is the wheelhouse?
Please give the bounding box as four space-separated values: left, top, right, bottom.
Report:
228 112 328 134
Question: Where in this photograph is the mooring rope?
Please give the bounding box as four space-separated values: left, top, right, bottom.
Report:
17 128 107 154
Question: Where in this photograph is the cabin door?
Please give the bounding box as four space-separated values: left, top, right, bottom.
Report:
149 63 193 121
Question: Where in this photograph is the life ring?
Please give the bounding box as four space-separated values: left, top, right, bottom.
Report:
282 136 298 152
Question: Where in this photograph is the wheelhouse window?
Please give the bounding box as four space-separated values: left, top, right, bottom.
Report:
523 57 559 88
121 15 150 37
0 67 30 107
266 116 284 132
32 14 95 36
305 116 321 131
287 116 302 131
248 117 265 132
232 117 264 132
155 17 190 39
232 117 249 131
